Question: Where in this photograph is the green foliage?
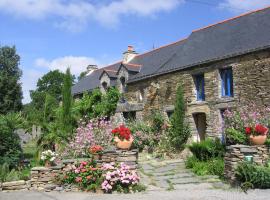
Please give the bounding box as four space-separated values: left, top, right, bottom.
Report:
169 85 191 150
185 156 224 178
236 162 270 190
74 87 120 119
0 163 30 182
0 113 25 168
225 128 248 145
0 46 23 114
188 138 225 161
61 68 74 137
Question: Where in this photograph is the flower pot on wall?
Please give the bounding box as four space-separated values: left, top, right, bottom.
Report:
114 136 134 150
249 135 267 145
45 160 51 168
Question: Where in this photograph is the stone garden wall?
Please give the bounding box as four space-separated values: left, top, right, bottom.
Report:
224 145 270 184
0 149 138 192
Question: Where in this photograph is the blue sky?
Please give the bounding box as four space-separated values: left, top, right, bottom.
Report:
0 0 269 104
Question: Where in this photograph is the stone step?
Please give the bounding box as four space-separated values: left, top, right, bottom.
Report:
173 183 214 190
154 173 196 180
169 177 203 185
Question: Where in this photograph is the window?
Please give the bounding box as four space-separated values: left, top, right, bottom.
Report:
123 111 136 121
166 110 174 119
220 68 233 97
194 74 205 101
102 82 108 92
120 77 127 93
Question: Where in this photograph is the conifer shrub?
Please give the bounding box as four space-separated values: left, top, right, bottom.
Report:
169 85 191 150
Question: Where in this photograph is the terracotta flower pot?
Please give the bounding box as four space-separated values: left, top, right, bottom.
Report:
114 136 134 150
45 160 51 168
249 135 267 145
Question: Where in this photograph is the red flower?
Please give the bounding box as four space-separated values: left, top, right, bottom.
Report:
75 177 82 183
111 125 132 141
81 161 87 166
80 168 87 173
89 145 103 154
245 127 252 135
86 175 91 180
255 124 268 135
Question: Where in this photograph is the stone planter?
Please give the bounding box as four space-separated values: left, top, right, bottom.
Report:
249 135 267 145
114 136 133 150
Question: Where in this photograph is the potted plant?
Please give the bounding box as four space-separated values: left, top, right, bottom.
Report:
89 145 103 160
112 125 133 150
245 124 269 145
41 150 57 167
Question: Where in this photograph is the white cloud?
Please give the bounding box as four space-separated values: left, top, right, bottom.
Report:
21 69 44 104
35 56 100 76
0 0 182 31
220 0 270 12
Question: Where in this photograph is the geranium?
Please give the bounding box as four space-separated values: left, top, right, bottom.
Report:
245 124 268 136
112 125 132 141
89 145 103 154
101 162 140 193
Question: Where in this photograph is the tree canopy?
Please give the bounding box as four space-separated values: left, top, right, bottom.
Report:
0 46 23 114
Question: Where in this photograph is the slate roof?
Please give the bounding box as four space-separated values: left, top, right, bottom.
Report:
72 6 270 95
72 62 121 95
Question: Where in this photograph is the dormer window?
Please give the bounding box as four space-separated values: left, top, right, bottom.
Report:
120 77 126 93
102 82 108 92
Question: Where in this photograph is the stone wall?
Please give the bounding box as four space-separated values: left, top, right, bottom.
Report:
121 50 270 139
30 149 138 192
224 145 270 184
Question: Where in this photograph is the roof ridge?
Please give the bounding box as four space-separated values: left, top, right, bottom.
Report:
135 38 187 58
192 6 270 33
124 63 142 67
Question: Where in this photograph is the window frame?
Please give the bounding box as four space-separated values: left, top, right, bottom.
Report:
194 73 205 101
220 68 233 97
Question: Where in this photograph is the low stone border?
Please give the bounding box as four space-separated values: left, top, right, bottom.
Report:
0 149 139 192
224 145 269 184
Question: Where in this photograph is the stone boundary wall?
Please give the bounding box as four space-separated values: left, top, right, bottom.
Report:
224 145 270 184
0 149 138 192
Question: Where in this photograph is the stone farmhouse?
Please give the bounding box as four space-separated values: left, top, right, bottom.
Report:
72 7 270 142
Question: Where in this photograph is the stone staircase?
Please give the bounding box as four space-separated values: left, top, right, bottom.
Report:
138 154 229 191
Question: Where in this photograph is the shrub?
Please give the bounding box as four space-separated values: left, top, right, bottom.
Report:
185 156 224 178
62 160 103 192
62 118 113 158
236 162 270 190
0 163 30 182
169 85 191 150
188 138 225 161
0 113 25 168
225 128 248 145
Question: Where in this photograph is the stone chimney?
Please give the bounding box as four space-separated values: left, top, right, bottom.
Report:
86 64 98 75
123 45 137 63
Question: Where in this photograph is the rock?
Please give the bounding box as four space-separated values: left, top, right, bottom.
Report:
55 186 63 191
31 167 50 171
2 180 25 187
44 184 57 190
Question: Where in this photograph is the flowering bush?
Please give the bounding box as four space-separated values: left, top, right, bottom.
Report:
89 145 103 154
112 125 132 141
41 150 57 162
223 103 270 145
245 124 269 136
63 160 103 191
62 118 113 158
101 162 141 193
62 161 144 193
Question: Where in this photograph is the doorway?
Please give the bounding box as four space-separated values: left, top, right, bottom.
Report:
193 113 207 141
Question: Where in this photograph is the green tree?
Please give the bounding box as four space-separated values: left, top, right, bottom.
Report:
0 113 25 168
61 68 73 137
30 70 65 109
0 46 23 114
169 84 191 150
